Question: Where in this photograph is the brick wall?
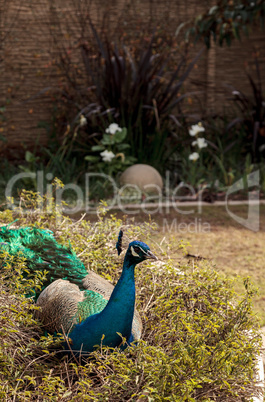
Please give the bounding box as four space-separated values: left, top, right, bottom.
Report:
0 0 264 154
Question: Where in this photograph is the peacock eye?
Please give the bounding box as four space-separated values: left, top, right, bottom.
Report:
133 246 141 254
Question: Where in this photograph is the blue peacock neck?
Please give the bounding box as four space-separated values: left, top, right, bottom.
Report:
96 252 137 341
68 251 138 352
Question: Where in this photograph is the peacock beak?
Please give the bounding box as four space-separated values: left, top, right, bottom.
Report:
145 250 158 260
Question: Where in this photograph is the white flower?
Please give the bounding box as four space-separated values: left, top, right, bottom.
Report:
79 115 87 127
100 150 115 162
197 137 208 148
189 152 199 161
192 137 208 149
189 123 205 136
106 123 122 135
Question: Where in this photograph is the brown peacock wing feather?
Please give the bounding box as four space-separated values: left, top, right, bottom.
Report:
36 270 142 341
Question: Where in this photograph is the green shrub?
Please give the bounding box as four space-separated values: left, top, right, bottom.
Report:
0 191 263 400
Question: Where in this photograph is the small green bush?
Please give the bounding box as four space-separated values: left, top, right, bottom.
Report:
0 191 263 401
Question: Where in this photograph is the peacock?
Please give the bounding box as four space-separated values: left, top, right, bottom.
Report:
0 226 157 354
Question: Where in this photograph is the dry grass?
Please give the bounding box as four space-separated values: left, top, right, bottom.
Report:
105 204 265 325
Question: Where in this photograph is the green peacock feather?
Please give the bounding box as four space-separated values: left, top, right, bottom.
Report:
0 226 88 297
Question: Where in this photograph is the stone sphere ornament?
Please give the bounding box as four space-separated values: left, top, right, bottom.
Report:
119 164 163 195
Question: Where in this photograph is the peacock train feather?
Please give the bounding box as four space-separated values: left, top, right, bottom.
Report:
0 226 88 297
0 226 157 354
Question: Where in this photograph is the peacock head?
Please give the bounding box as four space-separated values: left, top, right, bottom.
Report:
126 240 157 264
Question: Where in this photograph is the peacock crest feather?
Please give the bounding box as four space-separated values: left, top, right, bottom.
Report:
115 229 123 256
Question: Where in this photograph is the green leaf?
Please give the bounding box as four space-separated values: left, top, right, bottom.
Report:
25 151 35 163
113 127 127 143
232 22 240 40
117 143 130 151
175 22 186 38
101 134 114 145
62 391 73 398
124 156 137 165
91 145 105 152
208 5 218 15
84 155 100 162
